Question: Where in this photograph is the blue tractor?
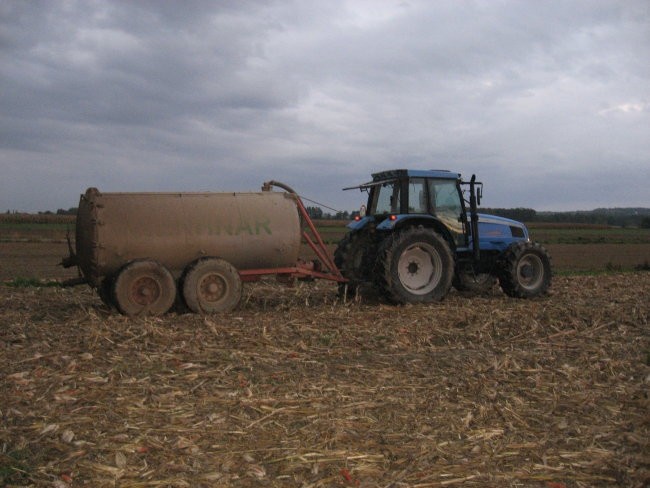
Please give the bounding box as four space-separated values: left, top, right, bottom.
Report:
335 169 552 302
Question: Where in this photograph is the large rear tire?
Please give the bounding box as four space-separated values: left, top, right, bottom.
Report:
379 227 454 303
182 258 242 313
497 241 552 298
334 231 373 296
113 260 177 316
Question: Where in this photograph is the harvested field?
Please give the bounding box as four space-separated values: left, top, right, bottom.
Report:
2 273 649 487
0 243 78 283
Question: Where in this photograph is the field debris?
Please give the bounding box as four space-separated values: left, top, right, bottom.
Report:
1 274 649 487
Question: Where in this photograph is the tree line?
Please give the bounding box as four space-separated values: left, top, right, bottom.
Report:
16 206 650 228
305 207 359 221
482 207 650 228
306 205 650 228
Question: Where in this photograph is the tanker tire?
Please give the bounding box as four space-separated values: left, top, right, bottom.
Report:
379 227 454 304
98 276 115 309
182 258 242 313
497 241 552 298
113 260 177 316
334 231 373 297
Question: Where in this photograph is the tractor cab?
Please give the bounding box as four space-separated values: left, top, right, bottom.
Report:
346 169 469 249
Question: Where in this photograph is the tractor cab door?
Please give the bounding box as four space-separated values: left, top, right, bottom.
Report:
427 179 467 247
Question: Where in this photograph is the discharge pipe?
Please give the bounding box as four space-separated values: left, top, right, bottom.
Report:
262 180 297 194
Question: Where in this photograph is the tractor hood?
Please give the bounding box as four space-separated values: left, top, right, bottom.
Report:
477 213 529 241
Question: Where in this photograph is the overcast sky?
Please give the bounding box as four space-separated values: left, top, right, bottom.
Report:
1 0 649 213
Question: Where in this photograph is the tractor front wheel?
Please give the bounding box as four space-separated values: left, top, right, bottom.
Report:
379 227 454 303
498 241 552 298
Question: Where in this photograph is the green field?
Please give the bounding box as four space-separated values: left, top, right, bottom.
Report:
528 225 650 245
1 217 649 274
2 220 649 245
3 213 648 244
314 221 650 246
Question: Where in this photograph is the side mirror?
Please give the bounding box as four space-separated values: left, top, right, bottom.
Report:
477 187 482 206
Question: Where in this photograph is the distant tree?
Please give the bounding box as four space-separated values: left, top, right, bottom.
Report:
55 207 78 215
482 208 537 222
641 217 650 229
306 206 323 219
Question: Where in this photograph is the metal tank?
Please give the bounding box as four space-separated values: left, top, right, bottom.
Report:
71 187 303 315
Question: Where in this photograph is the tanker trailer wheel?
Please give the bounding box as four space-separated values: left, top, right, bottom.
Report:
497 241 552 298
98 276 115 309
113 259 177 316
182 258 242 313
379 227 454 303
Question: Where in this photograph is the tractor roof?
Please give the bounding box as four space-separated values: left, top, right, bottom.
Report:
343 169 461 191
371 169 461 181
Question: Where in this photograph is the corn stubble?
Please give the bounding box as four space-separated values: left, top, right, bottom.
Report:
1 274 648 487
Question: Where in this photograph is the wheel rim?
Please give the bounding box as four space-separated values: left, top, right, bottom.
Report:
198 273 228 303
129 276 161 305
517 253 544 291
397 243 442 295
182 258 242 313
113 260 176 316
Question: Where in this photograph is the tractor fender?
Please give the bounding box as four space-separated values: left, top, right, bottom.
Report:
346 215 374 231
377 215 456 250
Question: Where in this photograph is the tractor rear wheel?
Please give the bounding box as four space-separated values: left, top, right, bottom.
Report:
113 260 177 316
334 231 373 296
497 241 552 298
182 258 242 313
379 227 454 303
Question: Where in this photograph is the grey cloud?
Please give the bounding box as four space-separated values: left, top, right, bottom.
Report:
1 0 649 212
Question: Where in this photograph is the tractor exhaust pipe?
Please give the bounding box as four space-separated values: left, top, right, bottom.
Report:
469 174 480 263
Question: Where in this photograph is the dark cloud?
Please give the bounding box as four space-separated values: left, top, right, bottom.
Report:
1 0 648 212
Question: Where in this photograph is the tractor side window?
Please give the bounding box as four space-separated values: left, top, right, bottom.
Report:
373 181 400 214
408 178 427 213
429 180 461 215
